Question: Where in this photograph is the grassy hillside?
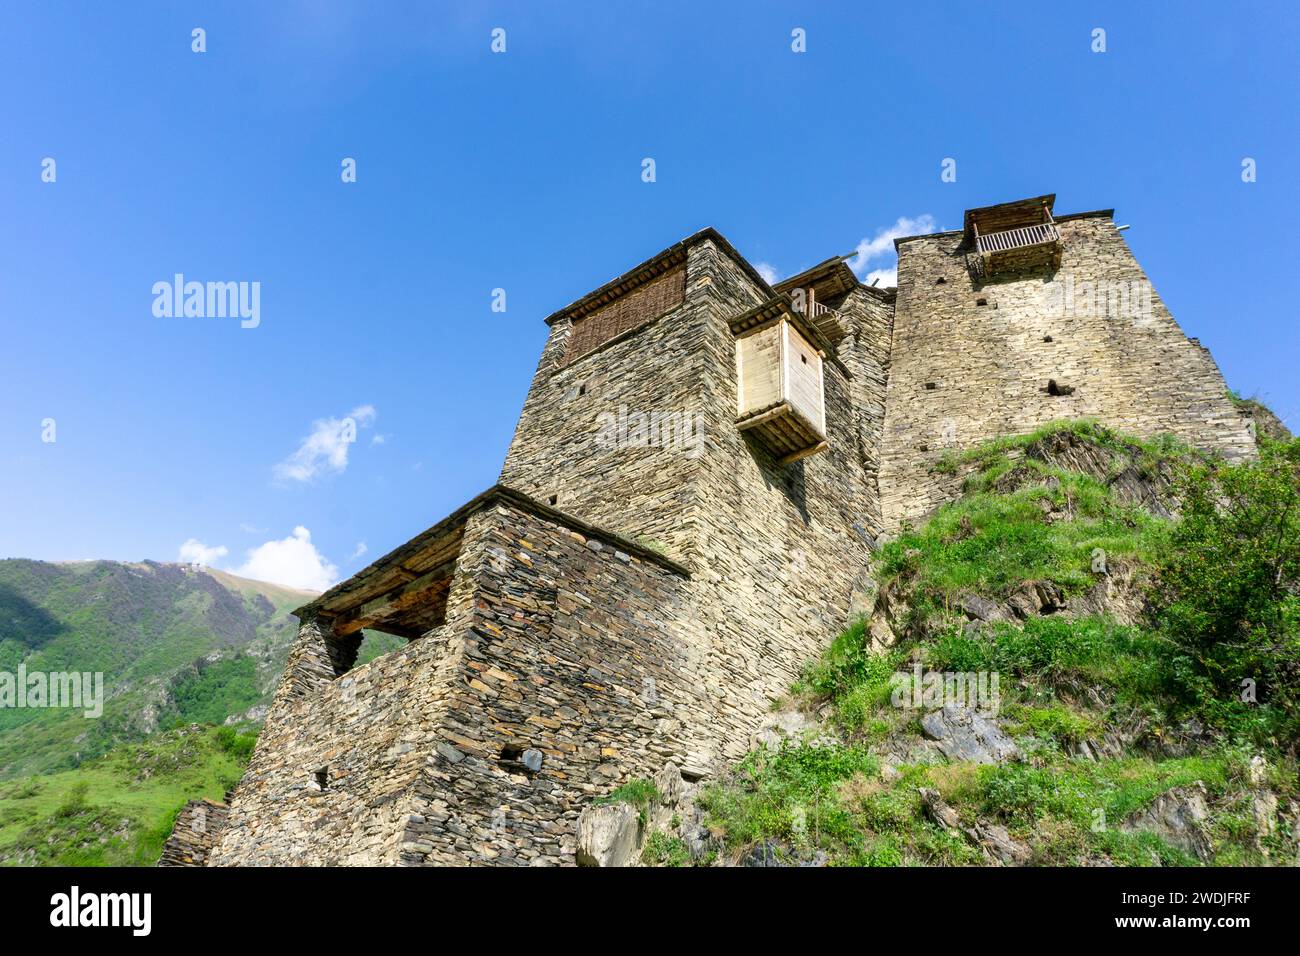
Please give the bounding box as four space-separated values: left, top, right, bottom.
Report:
0 724 255 866
652 421 1300 866
0 559 405 781
0 560 304 778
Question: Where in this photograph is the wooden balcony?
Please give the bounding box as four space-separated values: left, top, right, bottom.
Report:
731 297 829 466
975 222 1060 256
966 194 1063 276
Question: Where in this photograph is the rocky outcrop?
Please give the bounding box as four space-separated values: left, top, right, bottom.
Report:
1235 398 1293 445
576 805 642 867
577 762 719 867
919 788 1030 865
920 704 1021 765
1122 782 1213 861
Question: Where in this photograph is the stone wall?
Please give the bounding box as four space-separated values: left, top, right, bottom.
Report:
158 799 228 866
683 241 880 763
208 493 706 865
834 285 895 540
878 212 1256 528
499 252 714 564
501 234 883 766
400 500 703 865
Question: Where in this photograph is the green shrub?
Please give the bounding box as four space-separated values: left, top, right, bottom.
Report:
213 725 258 762
642 832 691 867
1149 438 1300 742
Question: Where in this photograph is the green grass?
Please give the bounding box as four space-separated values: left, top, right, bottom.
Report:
0 724 255 866
877 474 1163 626
597 778 659 807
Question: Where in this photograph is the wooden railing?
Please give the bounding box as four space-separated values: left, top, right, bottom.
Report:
975 222 1060 255
808 300 844 321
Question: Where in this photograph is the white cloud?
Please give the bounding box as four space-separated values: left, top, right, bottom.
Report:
864 267 898 288
235 526 338 592
178 539 228 566
274 405 377 483
238 522 267 535
350 541 368 560
847 214 938 286
754 262 781 285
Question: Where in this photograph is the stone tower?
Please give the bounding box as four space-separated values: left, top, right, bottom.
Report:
877 195 1255 526
178 195 1253 866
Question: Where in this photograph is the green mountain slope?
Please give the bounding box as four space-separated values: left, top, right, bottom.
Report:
0 725 255 866
0 559 314 779
0 559 405 781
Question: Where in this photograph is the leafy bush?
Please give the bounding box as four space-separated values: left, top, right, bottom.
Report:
1150 438 1300 743
699 743 876 852
214 725 258 762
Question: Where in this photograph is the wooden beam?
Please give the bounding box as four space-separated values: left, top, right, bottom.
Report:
736 402 793 431
333 559 457 636
778 441 828 466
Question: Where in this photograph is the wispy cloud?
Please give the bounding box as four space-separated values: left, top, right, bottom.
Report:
235 526 338 592
847 214 938 288
274 405 376 483
350 541 368 560
754 262 781 285
178 539 228 565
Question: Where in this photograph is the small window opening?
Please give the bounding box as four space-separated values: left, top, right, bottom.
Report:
976 297 988 306
313 766 329 791
1046 379 1075 397
499 745 523 762
924 382 937 391
800 354 807 364
578 384 587 395
547 494 558 506
1043 335 1053 343
935 277 947 285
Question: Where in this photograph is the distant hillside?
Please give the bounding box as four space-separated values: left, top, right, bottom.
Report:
0 559 314 778
0 724 255 866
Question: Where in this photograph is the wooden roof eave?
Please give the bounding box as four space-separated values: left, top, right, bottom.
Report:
728 294 835 357
293 485 692 622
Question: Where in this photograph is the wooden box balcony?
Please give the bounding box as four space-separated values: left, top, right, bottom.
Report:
731 297 829 465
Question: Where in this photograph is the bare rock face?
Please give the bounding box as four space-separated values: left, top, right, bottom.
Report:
576 804 642 867
920 789 1030 865
1123 782 1213 862
919 788 961 830
920 704 1021 764
970 822 1031 865
750 709 837 750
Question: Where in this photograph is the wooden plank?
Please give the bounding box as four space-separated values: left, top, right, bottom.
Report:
779 441 828 466
333 559 457 636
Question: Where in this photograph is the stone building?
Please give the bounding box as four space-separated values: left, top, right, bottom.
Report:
177 195 1255 865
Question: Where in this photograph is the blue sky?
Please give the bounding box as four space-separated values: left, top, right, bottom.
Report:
2 1 1297 589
